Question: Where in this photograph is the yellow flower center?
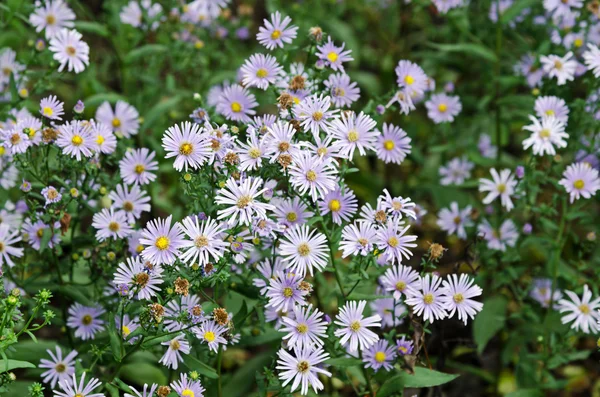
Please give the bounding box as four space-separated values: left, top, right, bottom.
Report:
108 221 120 232
404 75 415 85
82 314 93 325
43 107 54 117
306 170 317 182
454 216 462 225
136 244 144 253
297 360 310 373
327 52 338 62
236 195 252 208
317 147 327 156
438 103 448 113
231 102 242 113
46 14 56 25
574 38 583 48
256 68 268 78
296 323 308 334
170 339 181 350
545 109 555 116
423 293 434 305
329 199 341 212
194 235 209 248
134 164 145 174
453 293 464 303
297 243 311 256
374 351 386 363
312 111 323 121
71 135 83 146
383 140 395 151
347 130 359 142
387 236 399 248
283 287 294 297
579 304 590 314
155 236 170 250
37 228 44 238
395 281 406 291
497 183 506 193
554 60 563 70
539 129 551 138
66 46 76 56
122 325 131 336
204 331 216 342
249 147 261 159
112 118 121 128
55 363 66 373
573 179 585 190
123 201 134 212
96 135 105 145
286 212 298 222
271 30 281 39
179 142 193 155
350 320 361 331
182 389 195 397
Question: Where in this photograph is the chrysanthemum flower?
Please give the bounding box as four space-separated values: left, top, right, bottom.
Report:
293 94 339 135
437 202 473 240
180 215 227 266
29 0 75 39
162 121 211 171
13 117 43 146
41 185 62 206
281 304 328 350
405 274 447 323
534 96 569 124
54 373 104 397
140 215 186 265
92 208 132 242
478 134 497 158
257 11 298 50
330 111 378 159
558 285 600 334
316 37 354 72
159 335 190 369
119 148 159 185
558 162 600 203
241 53 283 90
278 225 329 276
334 300 382 352
95 100 140 138
0 223 23 268
396 335 414 356
375 123 412 164
477 219 519 251
1 125 30 154
109 183 151 224
288 154 338 202
540 52 577 85
56 120 95 160
266 272 309 312
375 221 417 264
124 383 159 397
530 278 563 308
324 73 360 108
194 320 228 352
440 274 483 324
89 120 117 154
479 168 517 211
0 49 25 88
340 221 377 257
522 115 568 156
39 95 64 120
426 93 462 124
265 120 299 162
215 177 274 226
440 157 474 186
24 219 59 251
113 257 164 300
49 28 90 73
67 303 105 340
318 186 357 225
39 346 78 389
236 127 267 171
395 60 429 97
380 264 420 300
272 197 314 229
216 84 257 123
363 339 397 372
170 373 205 397
543 0 583 17
379 189 417 220
164 295 201 332
583 44 600 78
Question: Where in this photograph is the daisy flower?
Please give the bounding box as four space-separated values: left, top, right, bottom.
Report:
39 95 64 120
363 340 397 372
522 115 568 156
426 93 462 124
0 49 25 87
253 257 286 294
558 285 600 334
379 189 417 220
257 11 298 50
116 314 139 341
432 0 465 13
318 186 358 225
478 134 498 158
216 84 257 123
14 117 43 146
278 225 329 276
170 373 205 397
558 162 600 203
54 373 104 397
41 185 62 206
540 52 577 85
180 215 227 266
56 120 95 160
92 208 132 242
159 335 190 370
379 264 420 300
0 224 23 268
119 148 159 185
395 60 429 97
288 154 338 202
437 202 473 239
264 120 299 163
477 219 519 251
194 320 228 353
376 123 412 164
334 300 382 352
162 121 211 171
95 100 140 138
375 222 417 264
293 94 339 135
1 126 30 154
272 197 314 229
396 336 414 356
530 278 563 308
241 53 283 90
281 304 328 350
440 274 483 325
301 134 343 161
29 0 75 39
266 272 309 312
440 157 474 185
215 177 274 226
583 44 600 78
330 111 378 159
276 345 331 396
340 221 377 257
370 297 406 328
324 73 360 108
49 28 90 73
109 183 151 224
543 0 583 16
89 120 117 154
140 215 186 265
405 274 447 323
479 168 517 211
66 303 105 340
120 0 163 30
113 257 164 300
534 96 569 124
237 128 267 171
316 37 354 72
39 346 78 389
125 384 159 397
163 295 201 332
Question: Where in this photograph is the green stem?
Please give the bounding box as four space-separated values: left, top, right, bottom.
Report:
217 345 223 397
358 348 375 396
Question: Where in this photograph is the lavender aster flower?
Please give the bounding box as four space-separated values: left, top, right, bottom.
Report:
440 274 483 324
363 339 397 372
436 202 473 239
276 345 331 395
66 303 105 340
316 37 354 72
376 123 412 164
426 93 462 124
119 148 159 185
113 257 164 300
216 84 257 123
170 373 205 397
281 304 328 350
558 162 600 203
54 373 103 397
324 73 360 108
257 11 298 50
140 215 186 265
334 300 381 352
159 335 190 369
241 53 283 90
396 336 414 356
405 274 447 323
39 346 78 388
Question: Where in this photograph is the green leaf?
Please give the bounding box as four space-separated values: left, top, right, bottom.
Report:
74 21 109 37
427 42 497 62
56 286 93 306
119 362 167 386
401 367 459 388
473 296 507 354
223 352 273 397
38 228 53 252
505 389 544 397
0 359 36 373
325 357 362 368
377 374 404 397
239 329 282 346
184 355 219 379
501 0 538 25
124 44 168 64
108 314 122 362
140 96 181 132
